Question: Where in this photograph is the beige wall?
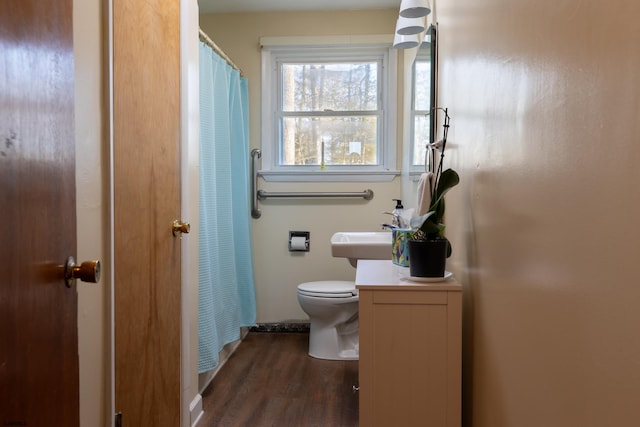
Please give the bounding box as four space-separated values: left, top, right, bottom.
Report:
200 10 403 322
436 0 640 426
74 0 108 425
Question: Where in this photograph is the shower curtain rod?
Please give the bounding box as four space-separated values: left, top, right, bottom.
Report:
198 28 244 76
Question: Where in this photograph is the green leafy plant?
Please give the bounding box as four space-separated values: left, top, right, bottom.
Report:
409 109 460 257
410 168 459 239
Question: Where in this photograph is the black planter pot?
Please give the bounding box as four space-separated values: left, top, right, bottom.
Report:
407 238 448 277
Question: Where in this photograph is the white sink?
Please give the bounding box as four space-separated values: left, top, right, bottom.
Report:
331 232 392 267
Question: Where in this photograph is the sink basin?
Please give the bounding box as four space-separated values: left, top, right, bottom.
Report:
331 232 392 267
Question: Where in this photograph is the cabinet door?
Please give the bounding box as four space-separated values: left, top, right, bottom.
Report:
359 289 459 427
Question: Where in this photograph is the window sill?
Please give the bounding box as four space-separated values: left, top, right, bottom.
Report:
259 170 400 182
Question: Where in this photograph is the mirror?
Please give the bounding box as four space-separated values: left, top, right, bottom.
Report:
410 24 437 170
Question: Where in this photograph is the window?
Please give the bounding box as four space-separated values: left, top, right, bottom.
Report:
280 61 379 166
261 36 398 181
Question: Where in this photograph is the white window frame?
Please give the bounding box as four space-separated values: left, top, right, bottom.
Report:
260 35 399 182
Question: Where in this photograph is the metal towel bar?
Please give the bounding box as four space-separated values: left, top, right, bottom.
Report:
250 148 375 219
258 189 374 200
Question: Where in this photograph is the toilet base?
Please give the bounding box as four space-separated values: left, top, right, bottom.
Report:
308 315 359 361
296 281 359 361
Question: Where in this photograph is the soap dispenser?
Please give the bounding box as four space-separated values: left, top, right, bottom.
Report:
390 198 411 266
392 199 404 228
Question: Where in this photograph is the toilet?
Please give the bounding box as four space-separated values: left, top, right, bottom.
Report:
296 281 359 360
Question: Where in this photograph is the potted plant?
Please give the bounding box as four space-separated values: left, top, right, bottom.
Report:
408 109 460 278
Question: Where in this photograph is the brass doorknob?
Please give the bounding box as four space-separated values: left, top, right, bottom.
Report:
65 256 101 288
172 220 190 236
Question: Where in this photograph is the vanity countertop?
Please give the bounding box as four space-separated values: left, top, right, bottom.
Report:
355 259 462 291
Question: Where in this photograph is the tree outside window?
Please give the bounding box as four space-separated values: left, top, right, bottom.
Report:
279 62 381 166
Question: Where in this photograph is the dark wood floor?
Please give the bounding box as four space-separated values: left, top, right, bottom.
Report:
200 332 359 427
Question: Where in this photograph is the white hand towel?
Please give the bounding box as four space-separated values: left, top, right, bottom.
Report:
416 172 433 216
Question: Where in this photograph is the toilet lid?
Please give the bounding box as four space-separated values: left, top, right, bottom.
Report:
297 281 357 298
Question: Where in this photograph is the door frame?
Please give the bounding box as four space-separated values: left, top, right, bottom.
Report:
179 0 202 425
73 0 110 424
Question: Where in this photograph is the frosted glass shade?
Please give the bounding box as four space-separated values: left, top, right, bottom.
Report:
399 0 431 18
393 33 420 49
395 16 426 35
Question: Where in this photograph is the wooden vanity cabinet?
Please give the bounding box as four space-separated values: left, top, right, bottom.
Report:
356 260 462 427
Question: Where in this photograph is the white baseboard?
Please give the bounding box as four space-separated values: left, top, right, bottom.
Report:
189 393 203 427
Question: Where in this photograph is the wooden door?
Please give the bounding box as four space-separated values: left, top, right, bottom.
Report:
0 0 79 426
112 0 182 425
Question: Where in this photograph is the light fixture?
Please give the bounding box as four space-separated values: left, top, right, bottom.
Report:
393 33 420 49
395 16 426 36
399 0 431 18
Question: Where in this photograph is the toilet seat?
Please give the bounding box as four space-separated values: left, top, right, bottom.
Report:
297 281 357 298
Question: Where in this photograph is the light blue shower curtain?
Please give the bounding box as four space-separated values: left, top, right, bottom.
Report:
198 42 256 373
